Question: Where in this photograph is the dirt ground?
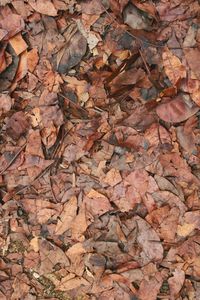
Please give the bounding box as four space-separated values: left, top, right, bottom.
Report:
0 0 200 299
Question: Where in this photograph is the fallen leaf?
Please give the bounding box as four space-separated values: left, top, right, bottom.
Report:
134 216 164 265
9 33 28 56
168 268 185 299
29 0 57 16
26 129 44 158
0 13 24 38
27 48 39 72
57 23 87 73
103 168 122 187
11 273 30 299
57 276 90 291
162 47 186 86
177 211 200 237
156 95 199 123
138 272 163 300
0 93 13 116
38 239 70 275
184 48 200 80
6 111 29 140
55 196 78 235
123 3 151 30
84 189 112 216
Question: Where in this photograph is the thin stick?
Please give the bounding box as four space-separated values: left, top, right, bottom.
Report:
0 142 27 175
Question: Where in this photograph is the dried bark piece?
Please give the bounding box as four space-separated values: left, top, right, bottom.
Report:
6 111 29 140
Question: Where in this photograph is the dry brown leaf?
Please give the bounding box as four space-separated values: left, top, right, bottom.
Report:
26 129 44 158
38 239 70 275
71 204 89 241
9 33 28 56
0 93 13 116
138 272 163 300
6 111 29 140
184 48 200 80
57 276 90 291
156 95 199 123
29 0 57 16
134 216 163 265
84 189 112 216
162 47 186 86
27 48 39 72
177 211 200 237
11 273 30 299
57 23 87 73
168 268 185 299
55 196 77 235
0 13 24 38
103 168 122 187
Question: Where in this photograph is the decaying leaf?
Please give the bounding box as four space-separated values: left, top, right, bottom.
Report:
0 93 13 116
57 23 87 73
162 47 186 86
55 196 78 235
168 268 185 299
184 48 200 80
156 95 199 123
0 1 200 299
29 0 57 16
6 111 29 140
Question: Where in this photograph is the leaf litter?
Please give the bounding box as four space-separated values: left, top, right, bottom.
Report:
0 0 200 299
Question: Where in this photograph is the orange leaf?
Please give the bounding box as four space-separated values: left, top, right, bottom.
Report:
162 47 186 86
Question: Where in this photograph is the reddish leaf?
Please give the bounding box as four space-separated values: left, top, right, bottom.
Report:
156 95 199 123
184 48 200 80
6 111 29 140
29 0 57 16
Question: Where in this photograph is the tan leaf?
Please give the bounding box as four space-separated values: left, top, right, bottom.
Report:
71 204 89 241
55 196 77 235
177 223 195 237
168 268 185 299
57 276 90 291
9 33 27 56
103 168 122 187
162 47 186 85
27 48 39 72
30 236 39 252
84 189 112 216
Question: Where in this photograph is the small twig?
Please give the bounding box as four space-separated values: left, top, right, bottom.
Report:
15 160 56 195
139 49 151 76
0 142 27 175
49 171 58 203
